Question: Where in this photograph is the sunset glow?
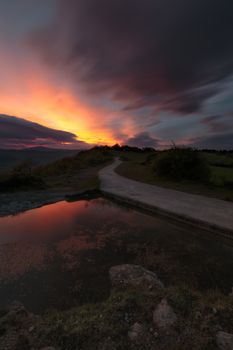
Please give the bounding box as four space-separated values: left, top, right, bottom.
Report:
0 1 233 149
0 50 119 146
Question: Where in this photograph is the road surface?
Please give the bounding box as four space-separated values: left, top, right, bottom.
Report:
99 159 233 237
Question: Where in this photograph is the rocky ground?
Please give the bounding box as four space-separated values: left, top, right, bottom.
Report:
1 264 233 350
0 191 66 217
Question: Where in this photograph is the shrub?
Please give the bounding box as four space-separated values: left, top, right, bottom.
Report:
153 148 210 182
0 172 45 192
0 159 45 192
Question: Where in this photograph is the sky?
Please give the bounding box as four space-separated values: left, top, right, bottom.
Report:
0 0 233 149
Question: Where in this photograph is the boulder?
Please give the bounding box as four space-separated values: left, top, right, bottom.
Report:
153 299 177 331
216 331 233 350
109 264 164 288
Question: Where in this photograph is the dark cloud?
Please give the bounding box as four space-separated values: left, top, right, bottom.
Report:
31 0 233 114
188 132 233 150
201 115 233 133
125 132 160 148
0 114 89 149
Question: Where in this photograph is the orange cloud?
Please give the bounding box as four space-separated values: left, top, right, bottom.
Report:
0 44 123 146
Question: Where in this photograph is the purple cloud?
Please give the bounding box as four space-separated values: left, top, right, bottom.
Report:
0 114 90 149
31 0 233 114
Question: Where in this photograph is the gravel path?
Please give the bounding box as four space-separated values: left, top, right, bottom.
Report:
100 159 233 236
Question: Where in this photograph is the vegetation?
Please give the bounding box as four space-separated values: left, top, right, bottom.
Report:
1 144 233 200
153 148 210 182
0 160 45 192
35 147 112 177
115 147 233 201
0 147 113 193
29 286 232 350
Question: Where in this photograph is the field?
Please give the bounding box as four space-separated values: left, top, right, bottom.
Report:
115 150 233 201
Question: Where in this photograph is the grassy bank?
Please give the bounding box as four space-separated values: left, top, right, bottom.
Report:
31 285 232 350
115 149 233 201
0 147 113 194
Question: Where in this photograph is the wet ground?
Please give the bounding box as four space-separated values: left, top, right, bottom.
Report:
0 198 232 313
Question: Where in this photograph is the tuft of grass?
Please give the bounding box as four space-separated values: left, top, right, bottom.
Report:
31 285 233 350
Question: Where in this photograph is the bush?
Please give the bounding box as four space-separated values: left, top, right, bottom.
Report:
0 173 45 192
0 159 45 192
153 148 210 182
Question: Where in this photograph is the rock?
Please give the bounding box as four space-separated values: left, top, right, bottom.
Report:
128 322 144 342
216 331 233 350
39 347 57 350
28 326 34 333
153 299 177 332
8 301 28 316
109 264 164 288
153 331 159 338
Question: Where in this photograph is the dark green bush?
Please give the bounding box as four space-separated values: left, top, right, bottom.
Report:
0 173 45 192
0 159 45 192
153 148 210 182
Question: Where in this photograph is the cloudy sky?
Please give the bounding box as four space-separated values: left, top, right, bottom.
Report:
0 0 233 149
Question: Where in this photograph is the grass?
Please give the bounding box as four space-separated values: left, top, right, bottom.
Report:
0 148 113 194
210 166 233 186
29 221 233 349
21 285 233 350
115 151 233 201
203 152 233 168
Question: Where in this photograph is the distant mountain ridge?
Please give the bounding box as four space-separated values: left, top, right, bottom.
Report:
0 148 80 172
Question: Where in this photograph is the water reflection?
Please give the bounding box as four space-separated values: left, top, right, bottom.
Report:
0 198 232 312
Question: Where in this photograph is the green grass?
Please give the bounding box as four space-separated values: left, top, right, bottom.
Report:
203 152 233 168
210 166 233 186
116 154 233 201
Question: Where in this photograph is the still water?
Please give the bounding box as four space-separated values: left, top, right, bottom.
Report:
0 198 232 313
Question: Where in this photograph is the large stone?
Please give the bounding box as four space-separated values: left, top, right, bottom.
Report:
109 264 164 288
216 331 233 350
153 299 177 331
